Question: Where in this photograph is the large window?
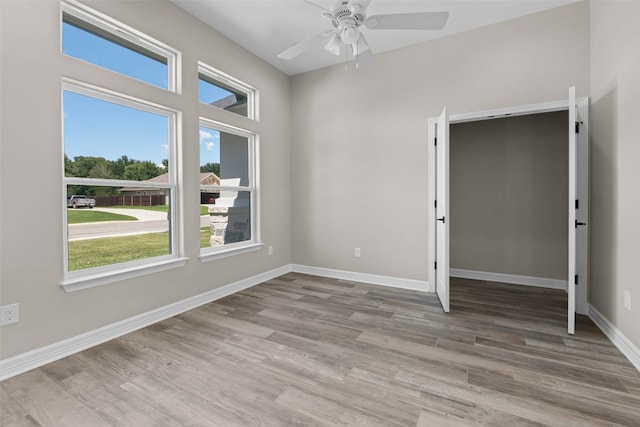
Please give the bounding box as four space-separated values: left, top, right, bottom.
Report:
199 120 257 258
62 2 178 91
198 62 256 119
59 2 260 289
63 81 179 282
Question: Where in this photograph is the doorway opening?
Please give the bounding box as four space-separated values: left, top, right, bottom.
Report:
428 90 589 334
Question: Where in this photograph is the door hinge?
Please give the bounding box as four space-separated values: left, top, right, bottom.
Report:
575 274 579 285
434 136 438 146
434 200 437 208
434 261 437 270
575 121 580 133
575 199 579 210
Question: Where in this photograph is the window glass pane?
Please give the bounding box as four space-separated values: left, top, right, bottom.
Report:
199 73 249 117
64 91 169 181
62 15 168 89
67 185 171 271
202 191 251 249
199 126 249 187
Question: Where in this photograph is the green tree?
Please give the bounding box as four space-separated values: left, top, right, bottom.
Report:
71 156 107 178
88 162 115 179
200 162 220 176
64 154 76 177
122 161 162 181
111 155 133 179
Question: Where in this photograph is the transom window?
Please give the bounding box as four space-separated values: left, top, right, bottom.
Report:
198 62 256 120
61 1 178 91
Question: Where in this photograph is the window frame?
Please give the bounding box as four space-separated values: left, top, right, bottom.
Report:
61 0 179 92
61 79 185 291
198 118 261 261
198 62 257 120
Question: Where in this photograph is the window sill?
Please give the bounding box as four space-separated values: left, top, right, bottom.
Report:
61 257 189 292
199 243 263 263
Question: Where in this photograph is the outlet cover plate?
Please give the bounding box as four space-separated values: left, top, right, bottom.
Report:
1 303 19 326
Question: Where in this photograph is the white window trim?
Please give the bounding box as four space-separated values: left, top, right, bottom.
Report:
61 80 182 291
198 119 259 258
199 243 264 263
61 0 180 93
62 257 189 292
198 62 257 120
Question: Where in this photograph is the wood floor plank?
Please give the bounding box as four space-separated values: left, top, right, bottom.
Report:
468 367 640 426
0 386 41 427
620 376 640 396
1 370 111 427
2 273 639 426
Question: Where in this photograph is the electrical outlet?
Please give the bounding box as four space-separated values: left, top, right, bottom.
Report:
624 291 631 311
268 245 274 256
355 247 361 258
1 303 19 326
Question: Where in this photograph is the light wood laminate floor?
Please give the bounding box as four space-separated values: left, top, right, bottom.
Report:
2 273 639 426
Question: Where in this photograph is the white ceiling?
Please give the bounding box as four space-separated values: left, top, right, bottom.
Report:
171 0 578 76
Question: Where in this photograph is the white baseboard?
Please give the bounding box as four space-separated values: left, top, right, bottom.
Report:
0 265 292 381
291 264 431 293
450 268 568 291
588 305 640 371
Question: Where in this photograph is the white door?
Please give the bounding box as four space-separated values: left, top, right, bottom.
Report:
568 86 577 334
435 107 450 312
575 97 590 317
568 87 590 334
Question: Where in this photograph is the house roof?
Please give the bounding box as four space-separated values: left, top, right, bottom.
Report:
211 94 247 111
120 172 220 192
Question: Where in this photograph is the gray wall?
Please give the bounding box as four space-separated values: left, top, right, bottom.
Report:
0 0 291 359
589 0 640 352
450 112 569 280
290 2 590 282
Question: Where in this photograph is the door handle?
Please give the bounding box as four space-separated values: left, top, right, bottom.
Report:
437 217 446 223
575 221 586 228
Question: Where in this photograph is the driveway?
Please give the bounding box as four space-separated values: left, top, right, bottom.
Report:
68 208 210 241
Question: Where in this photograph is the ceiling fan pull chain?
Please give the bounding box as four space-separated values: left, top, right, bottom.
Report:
345 45 348 71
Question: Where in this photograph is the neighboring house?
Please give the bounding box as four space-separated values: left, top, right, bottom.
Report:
119 172 221 204
211 93 248 117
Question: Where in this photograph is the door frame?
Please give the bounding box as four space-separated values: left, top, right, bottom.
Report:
428 97 589 315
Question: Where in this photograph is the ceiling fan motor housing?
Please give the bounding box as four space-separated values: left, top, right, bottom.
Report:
330 4 365 45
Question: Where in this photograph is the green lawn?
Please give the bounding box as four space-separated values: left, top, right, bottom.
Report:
68 232 170 271
67 210 137 224
68 227 213 271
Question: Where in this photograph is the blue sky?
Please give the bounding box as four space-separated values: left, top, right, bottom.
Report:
62 21 229 166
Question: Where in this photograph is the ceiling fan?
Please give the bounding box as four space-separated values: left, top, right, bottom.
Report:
277 0 449 62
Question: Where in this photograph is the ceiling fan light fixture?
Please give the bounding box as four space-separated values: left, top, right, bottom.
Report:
340 25 359 45
324 34 341 56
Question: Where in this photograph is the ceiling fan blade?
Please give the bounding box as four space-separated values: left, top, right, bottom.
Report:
365 11 449 30
278 31 333 60
302 0 332 13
